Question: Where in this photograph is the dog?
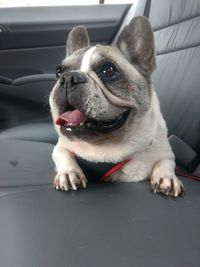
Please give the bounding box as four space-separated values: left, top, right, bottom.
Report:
49 16 184 196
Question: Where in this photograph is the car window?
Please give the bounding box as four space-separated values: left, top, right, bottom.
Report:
0 0 132 8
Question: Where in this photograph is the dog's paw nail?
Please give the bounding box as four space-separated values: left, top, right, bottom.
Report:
54 179 60 190
54 171 87 192
71 180 77 190
164 186 171 195
81 180 87 188
72 186 77 191
63 184 69 191
151 175 183 197
174 190 179 197
153 183 158 194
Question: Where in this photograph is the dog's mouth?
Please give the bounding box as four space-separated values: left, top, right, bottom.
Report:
56 108 130 134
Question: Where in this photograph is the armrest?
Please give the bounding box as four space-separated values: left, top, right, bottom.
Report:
12 73 55 85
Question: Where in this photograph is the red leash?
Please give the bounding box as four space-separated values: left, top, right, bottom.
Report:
99 159 130 182
175 166 200 182
99 163 200 183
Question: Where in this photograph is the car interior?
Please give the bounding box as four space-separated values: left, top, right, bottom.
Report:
0 0 200 266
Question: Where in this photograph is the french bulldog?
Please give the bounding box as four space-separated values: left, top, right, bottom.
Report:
49 16 184 196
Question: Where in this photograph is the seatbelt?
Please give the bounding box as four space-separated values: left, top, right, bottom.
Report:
169 135 200 181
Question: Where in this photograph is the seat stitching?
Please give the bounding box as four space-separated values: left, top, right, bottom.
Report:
153 14 200 32
156 42 200 56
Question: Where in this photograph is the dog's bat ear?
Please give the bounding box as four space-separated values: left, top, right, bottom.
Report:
116 16 156 74
66 26 90 56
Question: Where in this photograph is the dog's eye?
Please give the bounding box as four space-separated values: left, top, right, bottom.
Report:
56 64 63 79
100 62 121 82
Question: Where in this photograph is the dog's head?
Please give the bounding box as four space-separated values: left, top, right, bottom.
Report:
50 16 156 142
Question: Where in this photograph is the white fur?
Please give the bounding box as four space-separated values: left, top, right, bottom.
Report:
49 48 183 196
51 88 183 195
80 46 96 72
58 90 166 163
52 140 87 190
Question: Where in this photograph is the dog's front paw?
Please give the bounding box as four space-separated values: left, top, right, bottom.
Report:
53 171 87 191
151 175 184 197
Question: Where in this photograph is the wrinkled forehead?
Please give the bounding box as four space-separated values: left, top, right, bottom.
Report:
62 47 90 69
62 45 123 71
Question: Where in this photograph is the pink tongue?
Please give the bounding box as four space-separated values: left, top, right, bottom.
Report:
56 110 88 126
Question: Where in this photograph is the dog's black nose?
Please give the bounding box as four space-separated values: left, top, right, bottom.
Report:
70 71 87 84
59 71 87 88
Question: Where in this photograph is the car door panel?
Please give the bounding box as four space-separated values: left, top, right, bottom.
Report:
0 4 131 130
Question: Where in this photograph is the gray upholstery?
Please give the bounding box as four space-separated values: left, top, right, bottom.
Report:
0 122 57 144
0 1 200 266
0 139 200 267
195 163 200 173
0 140 54 187
149 0 200 30
150 0 200 151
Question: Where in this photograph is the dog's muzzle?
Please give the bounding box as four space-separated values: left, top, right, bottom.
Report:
60 70 87 88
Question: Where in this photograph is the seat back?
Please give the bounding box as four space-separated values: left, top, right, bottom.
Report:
114 0 200 152
149 0 200 152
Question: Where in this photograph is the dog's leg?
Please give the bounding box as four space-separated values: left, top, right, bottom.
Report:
151 159 184 197
52 139 87 191
112 155 184 197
